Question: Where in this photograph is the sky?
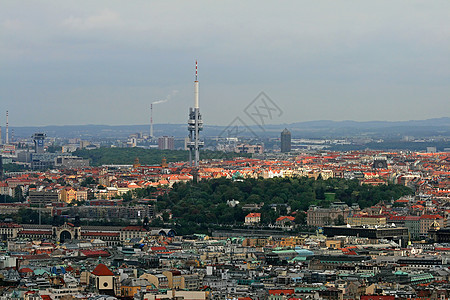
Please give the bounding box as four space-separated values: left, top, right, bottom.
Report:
1 1 449 127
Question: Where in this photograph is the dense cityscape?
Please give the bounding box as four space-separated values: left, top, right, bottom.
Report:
0 118 449 299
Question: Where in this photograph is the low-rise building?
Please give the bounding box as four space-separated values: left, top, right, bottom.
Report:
29 190 59 206
140 273 169 289
347 214 387 226
0 223 22 239
419 214 444 236
120 226 148 241
245 213 261 225
307 202 360 226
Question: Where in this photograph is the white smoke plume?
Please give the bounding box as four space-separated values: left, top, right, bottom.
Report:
152 90 178 105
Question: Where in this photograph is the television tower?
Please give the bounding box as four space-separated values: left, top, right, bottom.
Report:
187 60 204 167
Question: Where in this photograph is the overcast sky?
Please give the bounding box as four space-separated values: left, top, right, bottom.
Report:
1 1 449 127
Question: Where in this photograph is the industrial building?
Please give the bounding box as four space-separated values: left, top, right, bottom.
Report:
28 190 59 206
323 225 409 246
235 144 264 154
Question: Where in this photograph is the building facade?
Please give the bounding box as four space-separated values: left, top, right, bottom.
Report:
29 190 59 206
158 136 175 150
235 144 264 154
307 202 360 226
347 215 387 226
245 213 261 225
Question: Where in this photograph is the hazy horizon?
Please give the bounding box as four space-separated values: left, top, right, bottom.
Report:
4 116 449 129
1 1 449 127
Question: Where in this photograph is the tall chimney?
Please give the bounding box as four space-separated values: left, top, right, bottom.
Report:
150 104 154 138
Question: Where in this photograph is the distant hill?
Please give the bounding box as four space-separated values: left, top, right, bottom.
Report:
289 117 450 129
9 117 450 139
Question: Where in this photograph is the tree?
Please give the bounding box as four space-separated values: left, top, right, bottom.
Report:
294 211 307 225
149 177 412 234
122 191 133 202
47 145 62 153
73 147 250 167
81 176 97 187
162 212 170 222
13 186 25 202
150 218 164 227
278 205 288 216
0 195 14 204
260 204 278 225
143 216 149 229
335 214 346 225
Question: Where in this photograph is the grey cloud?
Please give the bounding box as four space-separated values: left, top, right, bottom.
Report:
0 1 449 126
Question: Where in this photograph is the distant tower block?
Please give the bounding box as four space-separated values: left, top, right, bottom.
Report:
158 136 175 150
5 111 9 145
0 154 3 180
281 128 291 153
33 133 46 153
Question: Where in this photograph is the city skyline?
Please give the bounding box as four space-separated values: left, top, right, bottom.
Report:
1 1 450 126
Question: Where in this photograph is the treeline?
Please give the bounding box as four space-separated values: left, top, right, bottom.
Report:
1 209 133 227
3 164 27 172
157 177 413 234
74 147 250 166
3 208 53 225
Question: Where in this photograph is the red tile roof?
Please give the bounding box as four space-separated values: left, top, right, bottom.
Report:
389 216 406 221
121 226 147 232
276 216 295 222
80 250 110 258
151 246 167 252
269 289 295 295
91 263 114 276
246 213 261 218
18 230 52 235
82 232 119 237
420 214 443 220
13 254 50 260
19 267 33 273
